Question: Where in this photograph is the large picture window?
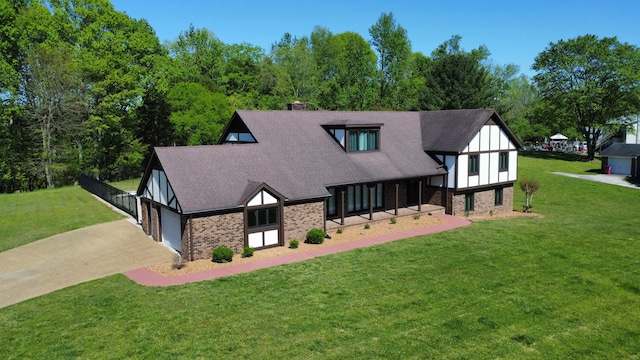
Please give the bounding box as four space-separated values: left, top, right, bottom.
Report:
348 130 378 152
327 188 336 216
247 207 278 228
347 183 383 213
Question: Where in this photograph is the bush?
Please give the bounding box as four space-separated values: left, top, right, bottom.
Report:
364 223 370 229
289 239 299 249
172 254 184 270
305 228 325 244
413 214 421 220
336 228 343 234
241 246 254 258
212 246 234 263
390 217 397 224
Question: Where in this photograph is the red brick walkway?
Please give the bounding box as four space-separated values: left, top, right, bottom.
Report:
124 214 471 286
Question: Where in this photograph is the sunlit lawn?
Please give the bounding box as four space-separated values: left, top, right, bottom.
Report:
1 153 639 358
0 186 123 252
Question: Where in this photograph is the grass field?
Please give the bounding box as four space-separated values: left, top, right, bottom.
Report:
0 186 124 252
1 153 639 358
107 178 142 193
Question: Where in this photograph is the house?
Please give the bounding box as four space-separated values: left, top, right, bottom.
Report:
600 143 640 177
137 109 523 260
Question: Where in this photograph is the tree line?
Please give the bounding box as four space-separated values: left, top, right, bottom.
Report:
2 1 639 193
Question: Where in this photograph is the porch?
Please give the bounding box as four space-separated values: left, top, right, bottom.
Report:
326 203 445 231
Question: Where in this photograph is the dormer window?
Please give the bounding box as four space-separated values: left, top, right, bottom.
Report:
323 121 382 153
328 128 345 147
225 132 256 143
220 115 257 144
348 129 378 152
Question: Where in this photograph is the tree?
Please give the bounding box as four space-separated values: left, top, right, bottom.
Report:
369 12 411 109
520 179 539 213
533 35 640 160
333 32 377 110
422 35 494 110
21 44 87 188
499 75 545 143
269 33 318 106
165 25 224 91
167 82 232 145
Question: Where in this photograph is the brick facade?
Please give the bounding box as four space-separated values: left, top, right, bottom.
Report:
186 211 244 261
141 201 162 242
175 201 325 261
283 201 325 244
450 185 514 216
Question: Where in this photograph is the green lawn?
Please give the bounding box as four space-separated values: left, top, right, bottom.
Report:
1 154 639 358
0 186 124 252
107 178 142 193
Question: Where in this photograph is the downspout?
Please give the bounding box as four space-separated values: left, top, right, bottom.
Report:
189 215 194 261
445 172 450 215
323 197 327 234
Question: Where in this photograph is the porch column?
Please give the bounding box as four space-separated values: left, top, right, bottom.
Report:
418 180 423 212
369 185 374 220
340 190 345 226
394 183 399 216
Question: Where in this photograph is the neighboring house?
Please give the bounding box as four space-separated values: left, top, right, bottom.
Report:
137 108 523 260
600 143 640 177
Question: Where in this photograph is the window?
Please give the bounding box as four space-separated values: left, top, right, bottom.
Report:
225 132 256 143
347 183 383 213
495 188 503 206
328 128 345 147
499 152 509 171
347 129 378 152
469 155 479 175
465 193 474 212
247 207 278 228
327 188 336 216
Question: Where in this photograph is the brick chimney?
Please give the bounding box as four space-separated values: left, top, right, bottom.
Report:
287 101 306 111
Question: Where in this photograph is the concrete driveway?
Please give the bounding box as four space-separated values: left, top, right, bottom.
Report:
0 220 174 308
551 172 640 189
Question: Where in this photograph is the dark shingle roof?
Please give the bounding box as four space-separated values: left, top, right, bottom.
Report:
420 109 523 153
600 143 640 157
152 111 449 214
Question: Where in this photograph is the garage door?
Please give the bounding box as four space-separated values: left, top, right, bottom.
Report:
161 208 182 253
608 157 631 175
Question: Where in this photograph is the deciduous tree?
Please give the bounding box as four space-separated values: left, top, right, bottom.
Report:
533 35 640 160
369 12 411 109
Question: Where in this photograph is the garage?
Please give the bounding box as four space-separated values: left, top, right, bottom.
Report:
601 144 640 178
161 207 182 253
608 157 631 175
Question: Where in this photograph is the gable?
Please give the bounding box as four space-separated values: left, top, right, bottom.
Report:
462 124 517 153
421 109 523 153
141 167 182 212
219 112 257 144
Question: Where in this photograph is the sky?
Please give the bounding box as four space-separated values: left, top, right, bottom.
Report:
110 0 640 78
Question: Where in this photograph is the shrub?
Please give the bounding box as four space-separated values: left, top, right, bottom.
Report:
390 217 397 224
172 254 184 270
289 239 299 249
364 223 370 229
520 178 540 213
211 246 234 263
305 228 325 244
413 214 421 220
241 246 254 258
336 228 343 234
